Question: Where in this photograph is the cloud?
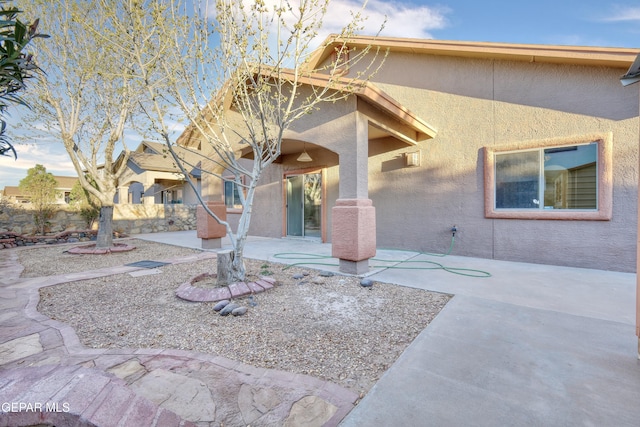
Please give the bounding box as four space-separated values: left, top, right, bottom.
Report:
207 0 449 46
0 142 77 188
601 6 640 22
319 0 449 40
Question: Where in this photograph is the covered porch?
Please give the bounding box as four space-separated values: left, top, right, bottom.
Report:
221 82 438 274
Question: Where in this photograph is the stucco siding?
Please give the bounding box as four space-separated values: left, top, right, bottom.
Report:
197 47 638 272
366 52 638 272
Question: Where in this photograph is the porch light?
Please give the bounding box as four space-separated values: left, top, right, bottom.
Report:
297 144 313 162
405 150 421 167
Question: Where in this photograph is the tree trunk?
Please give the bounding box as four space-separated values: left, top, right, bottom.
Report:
95 205 114 248
217 249 246 286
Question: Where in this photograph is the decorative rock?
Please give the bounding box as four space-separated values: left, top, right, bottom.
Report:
213 299 230 312
130 369 216 422
312 277 325 285
238 385 282 425
284 395 338 427
0 334 43 365
319 271 334 277
219 303 239 316
360 278 374 288
232 306 248 316
292 273 305 280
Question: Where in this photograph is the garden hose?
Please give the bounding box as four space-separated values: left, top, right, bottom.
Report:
272 236 491 278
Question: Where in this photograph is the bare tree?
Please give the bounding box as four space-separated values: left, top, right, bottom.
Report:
111 0 385 283
17 0 146 248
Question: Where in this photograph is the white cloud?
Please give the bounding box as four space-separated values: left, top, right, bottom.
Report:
208 0 449 46
601 6 640 22
0 142 77 188
318 0 449 40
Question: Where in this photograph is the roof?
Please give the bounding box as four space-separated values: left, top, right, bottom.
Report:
127 141 203 175
307 36 640 70
2 176 78 199
178 37 640 150
2 186 21 197
278 68 436 142
178 67 437 149
54 176 78 189
621 53 640 86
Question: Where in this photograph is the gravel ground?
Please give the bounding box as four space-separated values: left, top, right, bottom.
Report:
18 238 201 277
30 239 451 395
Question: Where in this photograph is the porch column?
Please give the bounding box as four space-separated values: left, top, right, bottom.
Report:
142 180 156 204
332 112 376 274
197 201 227 249
116 186 128 204
197 172 226 249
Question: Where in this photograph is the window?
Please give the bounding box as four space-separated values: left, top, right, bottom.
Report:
484 134 612 220
224 179 243 210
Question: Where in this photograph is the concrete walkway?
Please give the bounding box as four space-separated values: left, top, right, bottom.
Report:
2 230 640 426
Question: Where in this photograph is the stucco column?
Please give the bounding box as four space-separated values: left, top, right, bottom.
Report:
198 170 227 249
197 201 227 249
142 181 156 205
636 84 640 359
332 112 376 274
116 186 128 204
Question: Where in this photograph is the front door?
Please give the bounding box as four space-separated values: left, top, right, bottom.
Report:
286 173 322 238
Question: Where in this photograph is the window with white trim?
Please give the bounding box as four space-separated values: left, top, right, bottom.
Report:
484 134 612 220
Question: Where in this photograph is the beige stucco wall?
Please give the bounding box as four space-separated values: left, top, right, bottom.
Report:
365 52 638 272
199 50 638 272
118 168 199 205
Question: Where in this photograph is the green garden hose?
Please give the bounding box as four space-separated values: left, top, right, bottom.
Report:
272 236 491 278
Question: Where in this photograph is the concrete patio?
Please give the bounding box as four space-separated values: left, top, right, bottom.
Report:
1 230 639 426
139 231 640 426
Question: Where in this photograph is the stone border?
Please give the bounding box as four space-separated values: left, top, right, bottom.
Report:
0 230 128 250
67 243 137 255
175 273 276 302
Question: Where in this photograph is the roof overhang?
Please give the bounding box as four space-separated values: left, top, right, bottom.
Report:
278 68 437 144
621 53 640 86
308 35 640 70
179 66 437 153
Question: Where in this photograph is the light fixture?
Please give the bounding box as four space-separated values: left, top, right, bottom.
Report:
297 143 313 162
405 150 421 167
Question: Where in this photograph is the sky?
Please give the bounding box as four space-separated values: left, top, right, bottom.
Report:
1 0 639 189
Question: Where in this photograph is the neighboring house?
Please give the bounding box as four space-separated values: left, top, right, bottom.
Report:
114 141 202 205
1 175 78 205
178 36 640 273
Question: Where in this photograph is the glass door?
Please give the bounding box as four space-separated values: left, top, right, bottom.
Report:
286 175 303 236
286 173 322 238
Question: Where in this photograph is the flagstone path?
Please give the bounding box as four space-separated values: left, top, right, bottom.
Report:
0 249 358 426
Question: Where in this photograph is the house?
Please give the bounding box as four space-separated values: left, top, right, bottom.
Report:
1 175 78 205
179 36 640 273
114 141 202 205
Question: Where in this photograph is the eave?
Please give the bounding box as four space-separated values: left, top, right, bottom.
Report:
308 35 640 70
